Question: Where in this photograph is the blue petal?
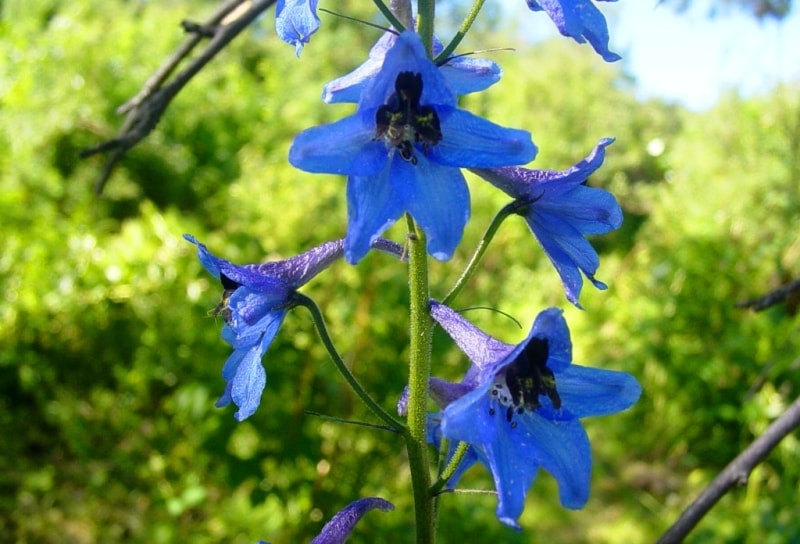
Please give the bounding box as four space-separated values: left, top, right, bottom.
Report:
470 138 615 200
442 399 548 528
535 185 622 235
425 413 480 489
359 31 456 111
573 0 621 62
215 347 246 408
229 344 267 421
183 234 291 294
275 0 320 57
406 157 470 261
525 210 604 305
213 343 267 421
478 419 542 529
323 33 396 104
429 301 515 371
431 109 537 167
289 113 387 176
554 365 641 418
518 414 592 509
224 293 289 349
429 377 475 409
254 239 345 288
310 498 394 544
344 163 409 264
526 0 620 62
323 32 501 103
438 55 502 95
441 385 499 446
217 310 287 420
531 307 572 372
183 234 221 277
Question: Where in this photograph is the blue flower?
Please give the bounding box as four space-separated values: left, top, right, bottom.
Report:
429 300 640 529
309 497 394 544
322 31 502 104
185 235 402 420
289 31 537 263
258 497 393 544
471 138 621 307
275 0 319 56
526 0 620 62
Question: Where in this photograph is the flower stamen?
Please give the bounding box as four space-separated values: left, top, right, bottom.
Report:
375 71 442 165
488 337 562 425
211 273 241 322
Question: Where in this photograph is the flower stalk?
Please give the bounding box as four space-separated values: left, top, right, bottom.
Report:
404 214 436 544
416 0 435 55
443 200 521 305
435 0 487 64
296 293 405 432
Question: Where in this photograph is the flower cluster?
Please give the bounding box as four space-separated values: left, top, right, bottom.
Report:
185 234 402 421
471 137 622 306
290 30 536 263
427 301 640 528
185 0 636 538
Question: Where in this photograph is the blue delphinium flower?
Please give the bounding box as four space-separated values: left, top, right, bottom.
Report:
429 300 640 529
322 31 502 104
526 0 621 62
185 235 402 420
257 497 393 544
290 31 537 264
275 0 319 56
471 138 622 307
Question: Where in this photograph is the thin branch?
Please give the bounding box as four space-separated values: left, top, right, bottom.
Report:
80 0 277 195
657 395 800 544
736 278 800 312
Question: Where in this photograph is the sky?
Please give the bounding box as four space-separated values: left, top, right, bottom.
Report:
502 1 800 110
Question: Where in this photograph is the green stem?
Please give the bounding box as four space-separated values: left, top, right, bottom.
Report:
405 214 436 544
416 0 435 55
295 293 405 432
373 0 407 31
442 199 521 306
435 0 487 64
430 441 470 495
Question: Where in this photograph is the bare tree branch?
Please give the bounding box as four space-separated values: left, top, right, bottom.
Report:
657 395 800 544
80 0 277 195
736 278 800 312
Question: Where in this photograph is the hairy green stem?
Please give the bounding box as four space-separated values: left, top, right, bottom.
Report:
435 0 487 64
295 293 404 432
416 0 435 55
430 441 470 496
443 199 521 305
405 214 436 544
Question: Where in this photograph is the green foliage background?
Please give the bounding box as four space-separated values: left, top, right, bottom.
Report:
1 1 799 542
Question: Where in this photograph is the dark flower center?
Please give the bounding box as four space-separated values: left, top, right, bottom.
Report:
488 337 562 427
375 71 442 165
212 273 240 322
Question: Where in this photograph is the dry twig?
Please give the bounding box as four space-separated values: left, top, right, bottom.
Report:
657 395 800 544
80 0 277 194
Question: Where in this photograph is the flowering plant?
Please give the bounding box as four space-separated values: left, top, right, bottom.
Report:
182 0 638 541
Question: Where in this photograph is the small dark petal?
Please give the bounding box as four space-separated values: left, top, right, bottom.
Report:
220 273 240 290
